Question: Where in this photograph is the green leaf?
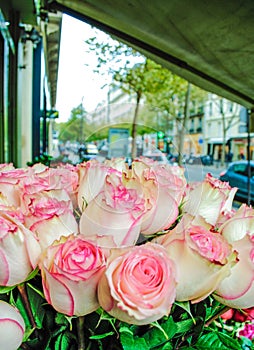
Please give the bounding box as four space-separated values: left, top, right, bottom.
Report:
25 268 40 283
89 331 115 340
160 316 178 340
141 317 177 349
29 289 45 328
175 318 196 334
22 326 36 342
54 332 74 350
119 326 150 350
196 331 242 350
174 301 196 323
27 281 45 299
55 313 76 330
15 295 31 328
160 344 173 350
0 285 16 294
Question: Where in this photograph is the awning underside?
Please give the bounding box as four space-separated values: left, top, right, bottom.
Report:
47 0 254 109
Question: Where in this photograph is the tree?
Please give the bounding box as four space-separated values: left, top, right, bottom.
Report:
145 71 208 164
86 34 147 158
57 102 91 143
214 97 239 166
86 32 208 161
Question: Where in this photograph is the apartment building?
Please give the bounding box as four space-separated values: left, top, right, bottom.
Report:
91 85 254 161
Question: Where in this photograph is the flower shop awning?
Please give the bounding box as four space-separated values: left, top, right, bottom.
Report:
47 0 254 109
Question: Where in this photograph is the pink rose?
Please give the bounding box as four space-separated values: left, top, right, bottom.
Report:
140 164 186 235
20 166 70 195
98 243 177 325
214 205 254 309
125 160 185 236
39 234 107 316
22 192 78 249
0 163 15 171
0 300 25 350
104 157 129 172
238 322 254 340
154 214 237 303
183 174 237 226
77 160 112 210
0 166 28 207
79 172 145 247
44 165 79 208
221 308 254 322
0 210 41 286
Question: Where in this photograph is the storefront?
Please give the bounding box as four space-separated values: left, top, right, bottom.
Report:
230 136 254 161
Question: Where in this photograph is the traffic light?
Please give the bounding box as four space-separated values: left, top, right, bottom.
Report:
157 131 165 150
157 131 164 139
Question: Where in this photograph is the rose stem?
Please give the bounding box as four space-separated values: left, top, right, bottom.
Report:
18 284 37 330
205 305 231 327
77 315 86 350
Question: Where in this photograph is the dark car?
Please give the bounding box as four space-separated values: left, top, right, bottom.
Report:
78 143 98 162
219 160 254 204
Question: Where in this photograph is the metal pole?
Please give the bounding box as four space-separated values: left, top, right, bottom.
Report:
42 89 47 153
247 109 251 205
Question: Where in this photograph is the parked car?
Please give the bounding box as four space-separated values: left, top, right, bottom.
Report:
219 160 254 203
78 143 98 161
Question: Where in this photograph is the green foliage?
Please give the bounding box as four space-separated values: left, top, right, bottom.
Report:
0 276 252 350
56 31 209 148
27 153 53 167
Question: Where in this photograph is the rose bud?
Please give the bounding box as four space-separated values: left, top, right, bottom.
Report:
98 243 177 325
39 234 107 316
0 300 25 350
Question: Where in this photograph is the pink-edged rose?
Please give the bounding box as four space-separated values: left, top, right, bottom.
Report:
0 300 25 350
183 174 237 226
39 234 107 316
0 210 41 286
154 214 237 303
19 167 67 195
22 192 78 249
104 157 129 172
98 243 177 325
43 164 79 208
77 160 112 210
0 166 28 207
79 172 145 247
128 160 185 235
214 205 254 308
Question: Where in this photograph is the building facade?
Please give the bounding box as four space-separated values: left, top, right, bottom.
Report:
0 2 61 167
91 85 253 161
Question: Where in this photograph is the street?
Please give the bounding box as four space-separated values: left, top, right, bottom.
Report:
63 148 225 183
183 163 224 183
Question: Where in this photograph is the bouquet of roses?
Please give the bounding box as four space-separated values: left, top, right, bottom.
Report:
0 158 253 350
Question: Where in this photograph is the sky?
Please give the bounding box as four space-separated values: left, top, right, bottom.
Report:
55 14 111 122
